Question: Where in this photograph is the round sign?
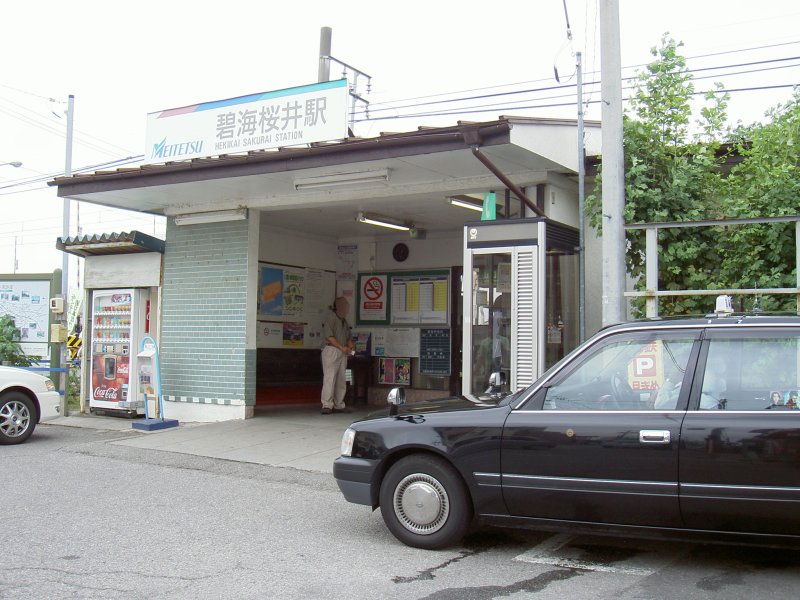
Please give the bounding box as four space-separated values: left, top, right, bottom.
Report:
363 276 384 300
392 243 410 262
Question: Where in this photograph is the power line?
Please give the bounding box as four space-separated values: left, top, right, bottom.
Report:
353 52 800 124
355 82 798 123
364 39 800 111
359 54 800 118
0 89 137 157
0 155 144 192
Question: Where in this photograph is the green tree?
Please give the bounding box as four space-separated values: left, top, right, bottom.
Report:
717 90 800 310
0 314 35 366
587 36 731 316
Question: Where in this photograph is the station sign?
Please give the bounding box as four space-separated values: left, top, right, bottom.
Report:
144 79 349 164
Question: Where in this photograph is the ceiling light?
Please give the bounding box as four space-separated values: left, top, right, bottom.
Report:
356 211 411 231
448 196 483 212
173 208 248 226
294 168 390 190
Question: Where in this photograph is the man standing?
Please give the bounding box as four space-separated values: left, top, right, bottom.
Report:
320 297 354 414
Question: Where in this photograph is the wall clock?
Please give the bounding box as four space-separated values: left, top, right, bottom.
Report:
392 242 409 262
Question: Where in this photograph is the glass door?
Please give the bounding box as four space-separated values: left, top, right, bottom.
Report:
469 252 512 394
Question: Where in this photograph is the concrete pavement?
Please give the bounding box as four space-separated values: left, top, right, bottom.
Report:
46 403 374 473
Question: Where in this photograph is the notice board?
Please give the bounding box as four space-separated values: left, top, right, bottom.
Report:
419 328 451 376
357 270 449 326
257 262 336 349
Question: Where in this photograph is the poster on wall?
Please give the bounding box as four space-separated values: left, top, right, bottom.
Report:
357 270 449 326
336 244 358 281
283 323 305 346
370 328 420 358
282 268 305 316
257 262 336 349
378 357 411 386
391 274 448 325
358 274 388 323
260 265 307 317
260 267 284 316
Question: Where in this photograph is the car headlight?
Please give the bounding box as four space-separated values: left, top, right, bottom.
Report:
340 428 356 457
45 379 56 392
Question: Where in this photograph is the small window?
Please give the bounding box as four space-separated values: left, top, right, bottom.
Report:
700 336 800 411
543 333 695 411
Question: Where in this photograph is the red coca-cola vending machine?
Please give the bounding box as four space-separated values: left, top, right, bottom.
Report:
88 289 150 416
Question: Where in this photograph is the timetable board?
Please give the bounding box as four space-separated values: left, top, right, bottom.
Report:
419 328 451 376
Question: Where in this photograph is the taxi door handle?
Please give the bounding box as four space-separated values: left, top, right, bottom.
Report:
639 430 671 444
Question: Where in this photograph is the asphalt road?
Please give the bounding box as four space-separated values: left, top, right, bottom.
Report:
4 424 799 599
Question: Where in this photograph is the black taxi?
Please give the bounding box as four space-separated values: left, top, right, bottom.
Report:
333 313 800 549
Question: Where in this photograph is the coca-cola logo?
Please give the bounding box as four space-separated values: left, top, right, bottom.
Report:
94 386 119 400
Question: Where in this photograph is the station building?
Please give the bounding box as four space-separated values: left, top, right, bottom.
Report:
51 81 602 422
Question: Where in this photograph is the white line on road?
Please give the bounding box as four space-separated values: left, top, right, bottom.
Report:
514 533 659 576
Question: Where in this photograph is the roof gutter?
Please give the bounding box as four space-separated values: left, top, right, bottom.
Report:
461 125 545 217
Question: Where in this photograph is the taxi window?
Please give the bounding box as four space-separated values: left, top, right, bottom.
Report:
543 333 696 411
699 335 800 410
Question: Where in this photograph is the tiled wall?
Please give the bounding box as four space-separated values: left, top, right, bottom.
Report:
160 218 254 407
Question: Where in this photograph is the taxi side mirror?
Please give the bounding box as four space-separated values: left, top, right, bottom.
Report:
387 387 406 416
488 371 507 394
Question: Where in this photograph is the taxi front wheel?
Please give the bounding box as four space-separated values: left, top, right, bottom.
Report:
0 392 36 445
379 454 472 549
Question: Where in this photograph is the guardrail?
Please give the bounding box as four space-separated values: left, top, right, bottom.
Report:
624 216 800 317
15 360 80 396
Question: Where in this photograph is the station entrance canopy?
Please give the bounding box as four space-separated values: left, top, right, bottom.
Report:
49 117 600 237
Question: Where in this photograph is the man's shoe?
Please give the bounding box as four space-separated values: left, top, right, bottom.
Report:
321 407 332 414
332 407 352 414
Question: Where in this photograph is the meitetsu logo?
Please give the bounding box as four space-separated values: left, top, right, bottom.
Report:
150 137 204 161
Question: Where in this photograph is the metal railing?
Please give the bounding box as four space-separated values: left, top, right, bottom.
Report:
17 360 80 396
624 216 800 317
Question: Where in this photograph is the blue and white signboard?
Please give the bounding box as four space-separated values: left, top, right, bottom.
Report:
0 279 50 359
144 79 349 164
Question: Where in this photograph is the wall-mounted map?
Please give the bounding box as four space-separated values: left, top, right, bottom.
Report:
0 279 51 359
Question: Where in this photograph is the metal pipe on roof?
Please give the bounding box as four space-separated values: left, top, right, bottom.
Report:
469 146 544 217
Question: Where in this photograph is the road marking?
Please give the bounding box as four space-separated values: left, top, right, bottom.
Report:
514 533 659 576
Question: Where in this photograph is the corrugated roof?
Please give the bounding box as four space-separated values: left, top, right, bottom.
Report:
56 231 165 258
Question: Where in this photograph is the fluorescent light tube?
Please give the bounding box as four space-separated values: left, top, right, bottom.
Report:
356 212 411 231
173 208 248 225
294 169 390 190
448 197 483 212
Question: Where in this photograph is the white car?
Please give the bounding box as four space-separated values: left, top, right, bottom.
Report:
0 366 61 444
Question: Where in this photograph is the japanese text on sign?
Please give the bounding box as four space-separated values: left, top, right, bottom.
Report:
144 80 349 164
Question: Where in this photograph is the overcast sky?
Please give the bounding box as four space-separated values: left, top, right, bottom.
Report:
2 0 798 280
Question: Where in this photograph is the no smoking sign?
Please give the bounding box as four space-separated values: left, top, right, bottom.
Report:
363 276 384 300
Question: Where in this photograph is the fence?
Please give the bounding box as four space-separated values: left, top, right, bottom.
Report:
624 216 800 317
19 359 80 397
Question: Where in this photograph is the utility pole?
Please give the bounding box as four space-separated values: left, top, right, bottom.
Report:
317 26 371 132
318 26 332 83
599 0 626 326
60 94 74 417
576 51 586 342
